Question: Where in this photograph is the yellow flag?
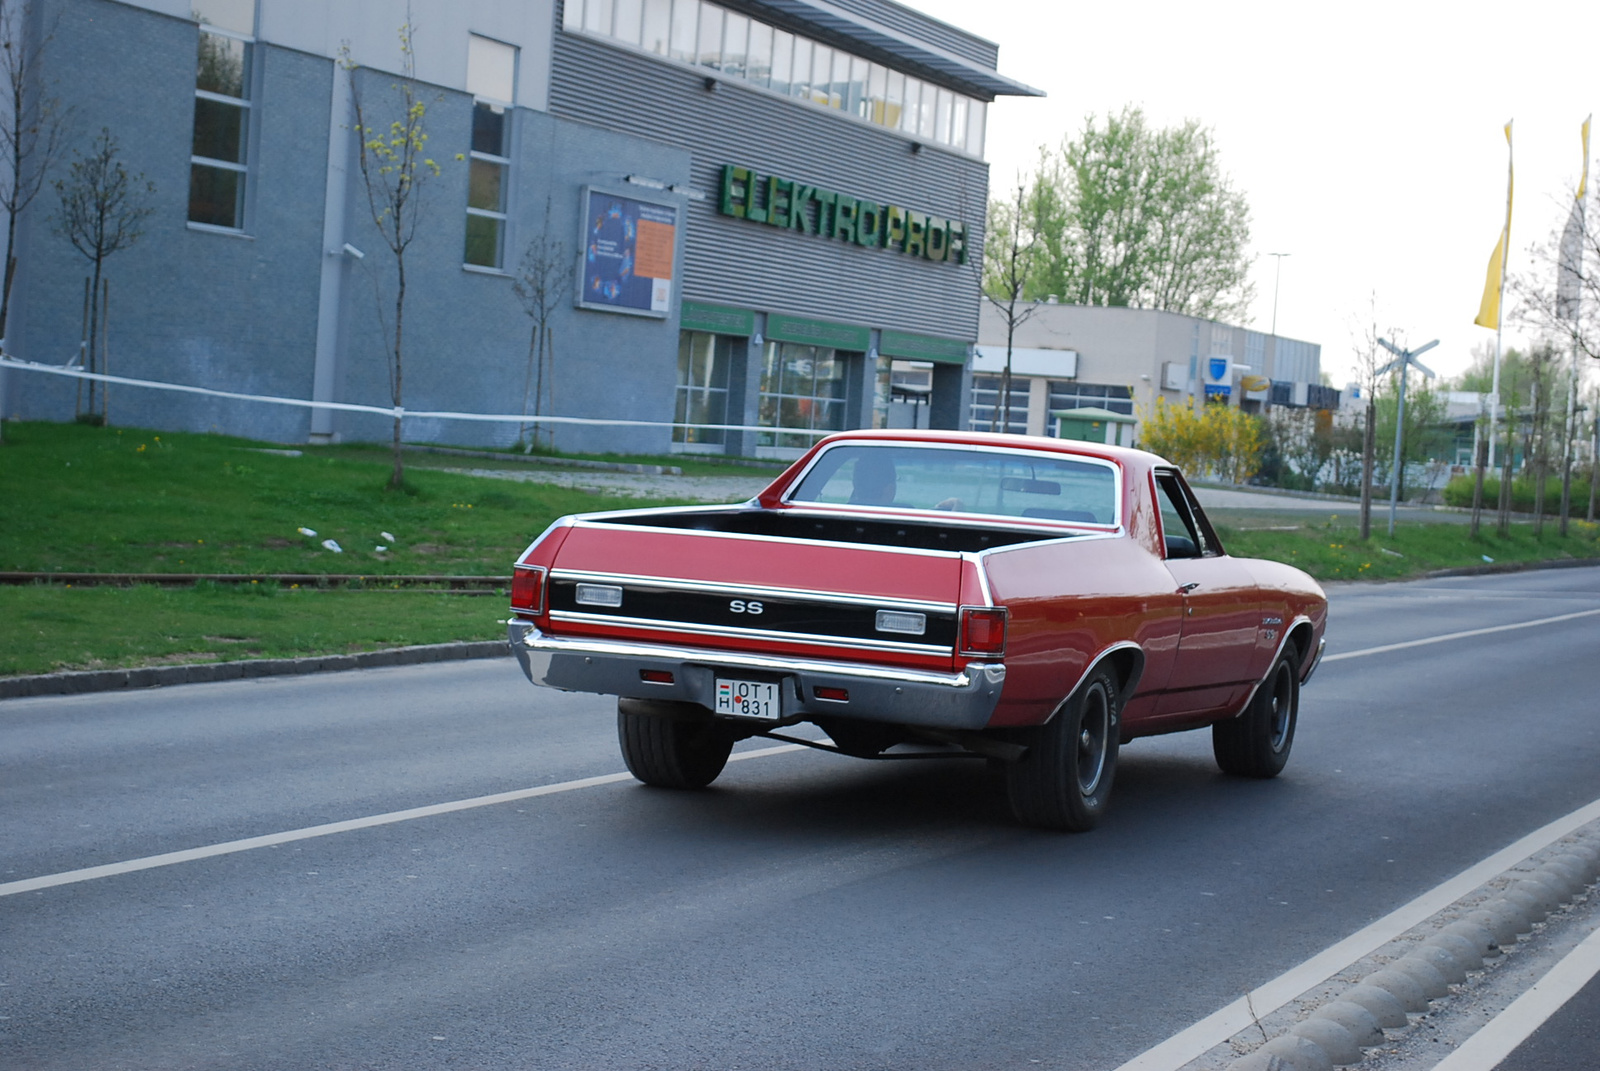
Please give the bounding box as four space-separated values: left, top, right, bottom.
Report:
1474 233 1505 329
1580 115 1591 201
1474 122 1514 330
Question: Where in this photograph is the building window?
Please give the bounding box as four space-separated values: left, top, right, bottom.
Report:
758 342 849 450
1047 381 1134 417
563 0 987 155
465 35 517 269
673 331 732 446
189 1 256 229
969 374 1028 435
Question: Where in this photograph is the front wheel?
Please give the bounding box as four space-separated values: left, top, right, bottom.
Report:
617 698 735 789
1213 652 1299 778
1006 668 1120 831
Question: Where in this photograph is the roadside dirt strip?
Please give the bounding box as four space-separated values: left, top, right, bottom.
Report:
1116 807 1600 1071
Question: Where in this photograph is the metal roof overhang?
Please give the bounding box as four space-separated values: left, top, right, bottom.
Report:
756 0 1044 100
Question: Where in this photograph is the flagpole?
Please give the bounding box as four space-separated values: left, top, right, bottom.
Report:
1488 121 1512 470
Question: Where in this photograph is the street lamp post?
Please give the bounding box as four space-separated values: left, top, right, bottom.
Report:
1267 252 1290 339
1377 336 1439 537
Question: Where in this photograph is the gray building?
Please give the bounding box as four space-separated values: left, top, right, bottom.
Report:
0 0 1037 457
972 303 1334 444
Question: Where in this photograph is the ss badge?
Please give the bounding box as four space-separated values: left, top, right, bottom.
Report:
729 599 764 615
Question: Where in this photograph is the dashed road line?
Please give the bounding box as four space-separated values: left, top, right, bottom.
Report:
0 744 805 898
1323 607 1600 664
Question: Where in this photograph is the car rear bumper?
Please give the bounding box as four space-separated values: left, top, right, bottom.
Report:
507 621 1005 730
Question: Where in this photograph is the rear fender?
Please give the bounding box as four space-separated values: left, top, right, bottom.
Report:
1046 641 1145 726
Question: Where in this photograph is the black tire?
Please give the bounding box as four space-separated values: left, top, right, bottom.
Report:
1006 668 1120 831
1213 651 1298 778
617 698 734 789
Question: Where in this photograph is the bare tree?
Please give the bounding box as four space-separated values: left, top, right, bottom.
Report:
1511 172 1597 535
511 200 569 453
0 0 67 343
342 23 442 490
52 127 153 422
981 184 1040 433
1345 294 1390 540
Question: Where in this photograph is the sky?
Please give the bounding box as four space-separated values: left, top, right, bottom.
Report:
906 0 1596 388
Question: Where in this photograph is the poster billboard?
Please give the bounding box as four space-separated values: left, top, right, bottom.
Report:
576 187 679 318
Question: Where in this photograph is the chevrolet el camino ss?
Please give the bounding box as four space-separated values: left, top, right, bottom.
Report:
507 430 1327 831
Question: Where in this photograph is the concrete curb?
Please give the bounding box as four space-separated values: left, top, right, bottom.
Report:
1423 556 1600 579
0 640 512 701
1217 826 1600 1070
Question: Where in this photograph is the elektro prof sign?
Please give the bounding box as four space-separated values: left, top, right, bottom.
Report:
718 165 968 265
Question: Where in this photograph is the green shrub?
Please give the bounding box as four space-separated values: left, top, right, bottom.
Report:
1442 473 1596 515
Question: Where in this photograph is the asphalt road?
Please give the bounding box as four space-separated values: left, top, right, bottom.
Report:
4 568 1599 1070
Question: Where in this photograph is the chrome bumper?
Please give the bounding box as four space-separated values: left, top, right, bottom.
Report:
507 621 1006 731
1301 637 1327 685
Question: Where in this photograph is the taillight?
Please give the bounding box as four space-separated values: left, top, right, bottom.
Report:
510 565 546 616
959 606 1007 657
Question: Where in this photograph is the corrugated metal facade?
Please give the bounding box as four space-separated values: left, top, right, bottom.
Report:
549 29 988 343
821 0 999 67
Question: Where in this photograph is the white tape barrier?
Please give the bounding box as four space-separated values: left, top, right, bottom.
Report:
0 355 830 436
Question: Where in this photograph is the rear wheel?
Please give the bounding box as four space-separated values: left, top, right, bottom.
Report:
617 698 735 789
1213 651 1298 778
1006 668 1120 831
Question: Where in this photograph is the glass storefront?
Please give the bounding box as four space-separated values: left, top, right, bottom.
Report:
969 373 1029 435
673 331 733 446
757 341 851 450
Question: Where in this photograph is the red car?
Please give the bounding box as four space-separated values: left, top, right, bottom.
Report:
508 429 1327 831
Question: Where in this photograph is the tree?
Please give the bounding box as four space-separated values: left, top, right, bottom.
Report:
343 24 442 490
980 183 1041 431
1017 106 1253 320
1139 396 1263 483
0 0 67 344
1510 170 1597 534
1260 406 1334 491
1369 373 1450 502
511 199 569 453
52 127 153 422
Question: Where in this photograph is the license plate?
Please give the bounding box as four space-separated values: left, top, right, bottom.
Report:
714 678 781 720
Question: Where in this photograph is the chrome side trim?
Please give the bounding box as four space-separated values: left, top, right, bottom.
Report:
1301 636 1327 685
548 569 956 615
1227 615 1317 718
546 611 953 656
1049 641 1148 721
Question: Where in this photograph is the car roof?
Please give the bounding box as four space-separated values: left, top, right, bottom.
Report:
808 428 1171 471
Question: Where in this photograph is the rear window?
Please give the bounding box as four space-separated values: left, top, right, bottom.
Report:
788 444 1119 525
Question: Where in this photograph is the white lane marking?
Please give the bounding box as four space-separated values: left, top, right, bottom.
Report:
1111 796 1600 1071
1323 607 1600 663
1430 923 1600 1071
0 744 805 898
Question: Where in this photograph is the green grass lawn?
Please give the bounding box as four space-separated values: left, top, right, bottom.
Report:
0 583 508 677
2 420 1597 677
0 421 683 675
0 420 680 576
1218 516 1600 583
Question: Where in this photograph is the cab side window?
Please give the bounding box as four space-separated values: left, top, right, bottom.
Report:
1155 472 1206 559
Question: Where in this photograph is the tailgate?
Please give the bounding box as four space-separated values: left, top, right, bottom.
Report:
543 522 965 670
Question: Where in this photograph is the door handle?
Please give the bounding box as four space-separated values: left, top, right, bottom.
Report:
1178 582 1200 594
